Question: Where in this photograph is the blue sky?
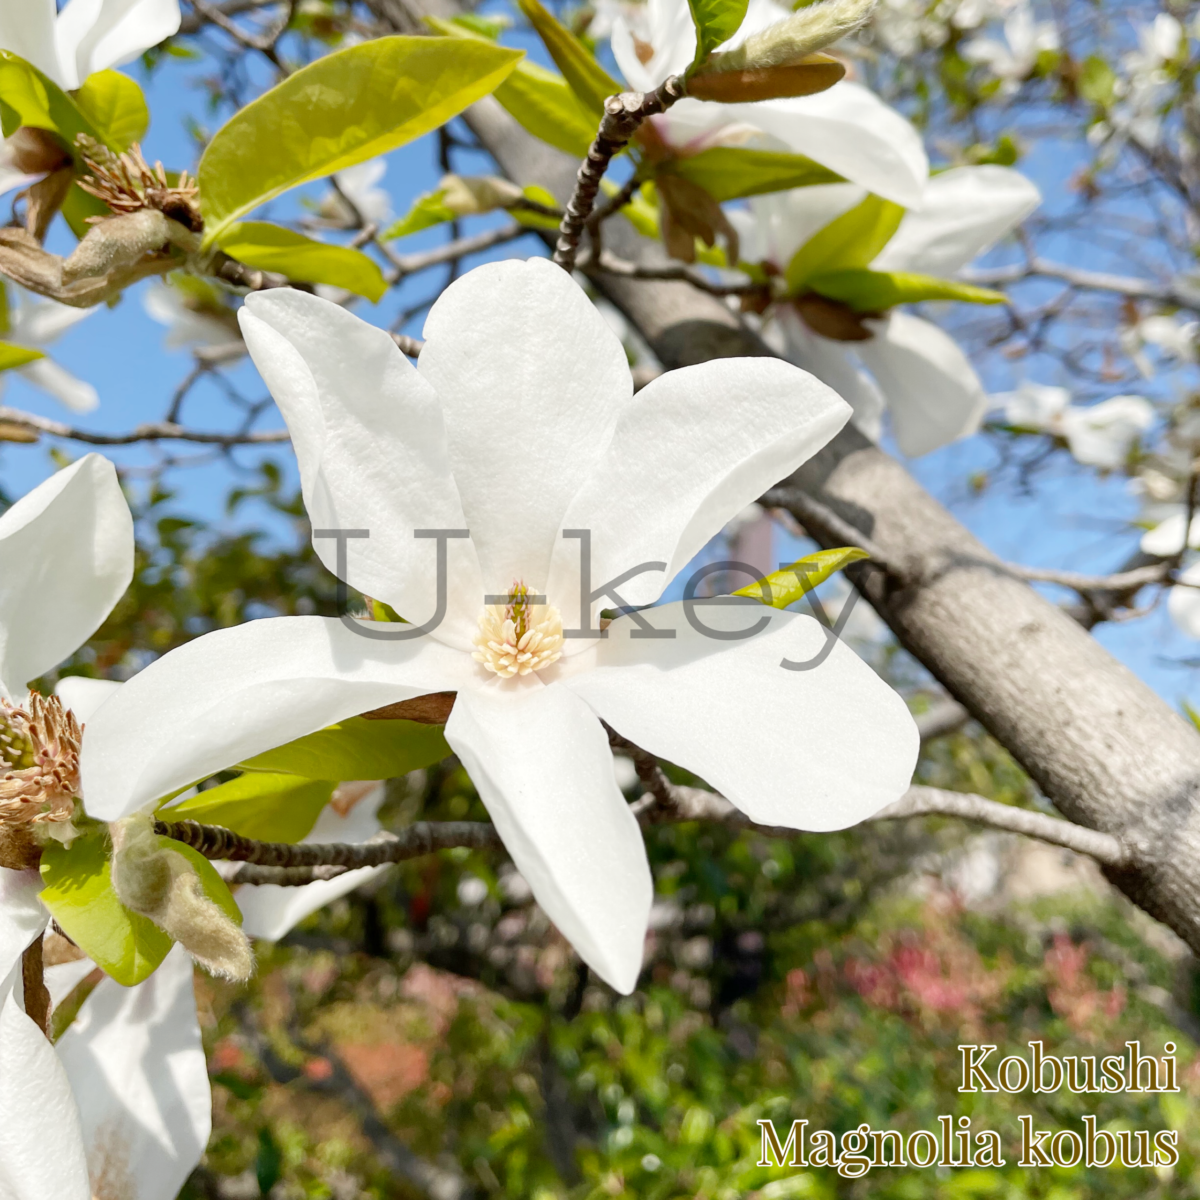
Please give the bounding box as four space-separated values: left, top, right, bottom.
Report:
2 16 1196 714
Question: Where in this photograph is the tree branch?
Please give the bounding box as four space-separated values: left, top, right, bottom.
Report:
0 406 289 446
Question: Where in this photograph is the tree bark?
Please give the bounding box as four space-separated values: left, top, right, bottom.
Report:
369 1 1200 953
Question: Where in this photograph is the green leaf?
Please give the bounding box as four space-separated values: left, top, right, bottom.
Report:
0 51 97 146
514 0 620 116
1183 699 1200 732
215 222 387 301
784 194 905 295
239 716 450 780
40 833 171 987
0 343 44 370
197 36 523 245
425 15 595 158
733 547 870 609
1079 54 1116 106
162 772 336 843
382 188 457 239
807 268 1006 312
688 0 749 68
72 70 149 151
609 178 660 238
513 184 563 231
666 146 841 202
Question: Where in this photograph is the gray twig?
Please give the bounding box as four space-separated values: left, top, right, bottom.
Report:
0 405 288 446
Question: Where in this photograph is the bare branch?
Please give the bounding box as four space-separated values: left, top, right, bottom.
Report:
916 698 971 743
1009 561 1170 593
579 248 768 299
384 223 532 281
0 406 289 446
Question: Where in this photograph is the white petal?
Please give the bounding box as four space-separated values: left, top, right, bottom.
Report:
856 312 987 457
445 682 651 993
995 380 1069 430
546 356 849 623
721 83 929 208
777 305 885 441
0 0 66 87
1170 561 1200 638
872 166 1041 275
55 676 121 724
1061 395 1154 470
239 290 481 645
0 965 91 1200
0 455 133 700
418 258 632 594
563 601 918 829
17 359 99 414
0 868 48 981
0 165 44 199
237 785 389 940
56 945 208 1200
736 183 866 273
10 298 96 347
44 958 96 1013
1142 512 1200 556
80 616 474 820
55 0 181 87
611 0 697 91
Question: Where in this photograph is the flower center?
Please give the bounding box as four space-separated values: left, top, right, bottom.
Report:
472 583 564 678
0 693 80 826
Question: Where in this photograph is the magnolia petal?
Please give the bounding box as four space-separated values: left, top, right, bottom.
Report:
419 258 632 595
0 966 91 1200
44 958 96 1013
80 616 474 820
18 359 100 414
564 601 918 830
239 290 480 646
1142 511 1200 557
445 681 651 993
610 0 698 91
1169 561 1200 639
0 0 64 87
55 676 121 724
0 455 133 701
237 785 389 940
0 868 48 981
720 82 928 208
546 356 849 624
1060 395 1154 470
734 183 865 274
10 298 96 346
56 0 182 88
56 945 208 1200
872 166 1041 276
856 312 987 457
777 305 885 442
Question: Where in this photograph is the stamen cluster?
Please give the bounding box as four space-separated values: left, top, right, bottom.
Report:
473 583 564 678
0 693 81 825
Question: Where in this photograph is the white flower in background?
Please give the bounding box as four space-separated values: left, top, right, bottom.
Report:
737 166 1041 457
81 259 919 995
0 0 181 91
143 282 241 352
962 1 1059 91
996 382 1155 470
317 158 392 228
0 887 209 1200
610 0 929 207
1122 312 1198 377
1 290 99 413
0 0 182 198
1169 562 1200 638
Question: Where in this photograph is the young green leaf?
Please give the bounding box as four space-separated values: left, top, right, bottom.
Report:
688 0 749 68
72 70 149 151
666 145 841 202
785 194 905 295
807 268 1007 312
197 36 523 245
238 716 450 781
733 546 870 609
515 0 621 116
383 188 458 240
0 343 45 371
162 772 336 843
40 832 172 987
0 51 97 146
216 222 387 301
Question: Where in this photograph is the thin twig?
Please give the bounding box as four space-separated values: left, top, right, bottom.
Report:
760 485 893 571
554 77 686 273
579 248 767 298
1008 561 1170 592
385 224 530 282
0 406 289 446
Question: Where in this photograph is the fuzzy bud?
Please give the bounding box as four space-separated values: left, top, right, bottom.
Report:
110 814 253 982
438 174 525 216
707 0 876 72
62 210 200 284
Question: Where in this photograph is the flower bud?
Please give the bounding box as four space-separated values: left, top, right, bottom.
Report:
110 814 253 982
438 174 526 216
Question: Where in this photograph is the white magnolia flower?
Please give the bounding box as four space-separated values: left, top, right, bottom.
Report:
1 290 99 413
143 283 241 352
738 166 1041 456
318 158 392 227
81 259 919 994
1122 312 1198 377
611 0 929 207
997 382 1155 470
0 0 181 91
962 1 1059 91
1169 562 1200 638
0 880 209 1200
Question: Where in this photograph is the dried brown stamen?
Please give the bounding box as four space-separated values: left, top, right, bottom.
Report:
74 136 203 233
0 693 81 827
